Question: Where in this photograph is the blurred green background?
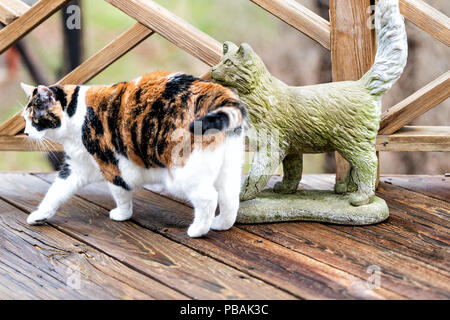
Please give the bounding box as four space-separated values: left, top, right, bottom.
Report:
0 0 448 174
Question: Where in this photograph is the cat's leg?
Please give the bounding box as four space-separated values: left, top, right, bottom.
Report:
27 173 86 224
341 147 378 206
211 137 244 231
108 183 133 221
240 144 285 201
273 153 303 194
186 184 218 237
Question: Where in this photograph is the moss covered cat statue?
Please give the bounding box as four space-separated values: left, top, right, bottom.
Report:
211 0 407 211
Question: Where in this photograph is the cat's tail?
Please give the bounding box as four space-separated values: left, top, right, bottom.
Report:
189 98 247 134
360 0 408 96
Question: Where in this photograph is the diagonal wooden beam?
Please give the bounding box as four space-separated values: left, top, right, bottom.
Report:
58 22 153 84
0 0 30 25
379 71 450 135
105 0 222 66
250 0 330 50
0 0 71 54
400 0 450 47
0 22 154 136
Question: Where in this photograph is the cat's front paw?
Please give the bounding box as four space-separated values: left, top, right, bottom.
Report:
27 210 54 225
109 207 133 221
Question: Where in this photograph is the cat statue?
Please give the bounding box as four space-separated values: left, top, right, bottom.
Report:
211 0 407 206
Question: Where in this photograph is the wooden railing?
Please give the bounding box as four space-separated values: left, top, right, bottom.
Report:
0 0 448 179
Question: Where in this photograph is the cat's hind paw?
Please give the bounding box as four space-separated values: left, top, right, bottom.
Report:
109 207 133 221
210 215 235 231
27 210 54 225
187 223 210 238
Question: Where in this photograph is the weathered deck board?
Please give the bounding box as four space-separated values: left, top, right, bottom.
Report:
0 172 448 299
35 174 406 299
142 173 449 299
0 198 188 299
380 175 449 203
0 173 294 300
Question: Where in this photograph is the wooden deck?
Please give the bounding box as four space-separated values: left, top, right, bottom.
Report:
0 172 448 299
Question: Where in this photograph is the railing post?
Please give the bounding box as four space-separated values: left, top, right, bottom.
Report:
329 0 377 185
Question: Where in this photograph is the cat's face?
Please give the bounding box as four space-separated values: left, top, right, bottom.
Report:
21 83 64 139
211 42 262 94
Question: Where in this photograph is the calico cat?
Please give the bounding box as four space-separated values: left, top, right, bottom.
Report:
211 0 407 206
21 71 247 237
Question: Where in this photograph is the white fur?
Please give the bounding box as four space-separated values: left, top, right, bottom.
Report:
23 86 245 238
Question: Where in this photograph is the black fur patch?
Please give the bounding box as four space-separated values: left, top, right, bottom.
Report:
162 74 197 100
32 112 61 131
49 86 68 109
108 87 128 157
66 86 80 117
86 106 104 135
113 176 131 190
135 88 142 104
139 98 166 168
58 161 71 179
190 111 230 134
82 107 117 166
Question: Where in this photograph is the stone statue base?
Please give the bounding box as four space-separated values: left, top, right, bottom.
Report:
237 189 389 225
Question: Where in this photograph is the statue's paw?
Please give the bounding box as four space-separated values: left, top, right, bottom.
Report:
349 191 373 206
273 181 297 194
334 181 348 194
240 192 256 201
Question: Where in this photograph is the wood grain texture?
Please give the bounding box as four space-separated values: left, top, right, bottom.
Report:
0 197 186 299
379 71 450 135
143 173 449 299
0 0 71 54
400 0 450 46
380 175 450 202
0 173 292 300
330 0 376 182
105 0 222 67
0 0 29 25
250 0 330 49
0 22 154 137
3 172 448 299
47 177 407 299
376 126 450 151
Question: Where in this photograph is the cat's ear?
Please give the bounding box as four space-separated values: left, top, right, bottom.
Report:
237 43 253 60
20 83 36 98
223 41 238 55
36 85 55 102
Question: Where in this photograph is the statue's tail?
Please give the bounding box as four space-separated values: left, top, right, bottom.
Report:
361 0 408 96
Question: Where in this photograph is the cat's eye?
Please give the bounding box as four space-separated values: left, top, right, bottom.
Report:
225 59 233 66
33 118 39 124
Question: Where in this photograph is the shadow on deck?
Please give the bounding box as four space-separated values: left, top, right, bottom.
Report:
0 173 448 299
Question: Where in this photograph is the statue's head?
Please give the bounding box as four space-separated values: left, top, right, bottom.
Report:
211 42 266 94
